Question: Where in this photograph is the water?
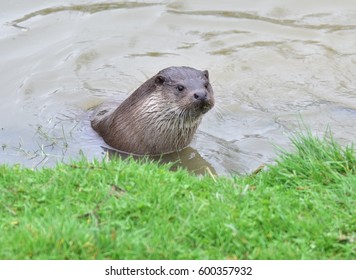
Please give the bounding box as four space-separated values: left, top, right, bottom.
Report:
1 0 355 175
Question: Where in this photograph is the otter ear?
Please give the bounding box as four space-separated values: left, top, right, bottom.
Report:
155 75 165 85
203 70 209 80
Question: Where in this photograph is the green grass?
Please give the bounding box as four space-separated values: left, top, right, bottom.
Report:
0 131 355 259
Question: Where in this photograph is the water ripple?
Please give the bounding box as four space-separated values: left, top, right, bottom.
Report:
10 2 162 29
168 9 356 32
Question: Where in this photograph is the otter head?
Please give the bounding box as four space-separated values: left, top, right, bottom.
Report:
153 66 215 120
92 66 215 155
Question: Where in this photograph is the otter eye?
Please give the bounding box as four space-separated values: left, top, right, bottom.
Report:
176 85 185 92
204 82 210 89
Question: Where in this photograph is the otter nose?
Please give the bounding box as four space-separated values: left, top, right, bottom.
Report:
193 91 207 101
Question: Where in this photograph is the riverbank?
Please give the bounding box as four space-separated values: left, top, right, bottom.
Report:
0 131 355 259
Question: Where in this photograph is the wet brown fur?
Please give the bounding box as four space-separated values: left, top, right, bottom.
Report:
91 66 214 155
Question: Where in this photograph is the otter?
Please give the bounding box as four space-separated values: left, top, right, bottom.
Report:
91 66 214 155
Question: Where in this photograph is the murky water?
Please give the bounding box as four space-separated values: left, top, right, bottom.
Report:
1 0 355 175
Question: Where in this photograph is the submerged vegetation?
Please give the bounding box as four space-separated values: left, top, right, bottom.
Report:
0 131 355 259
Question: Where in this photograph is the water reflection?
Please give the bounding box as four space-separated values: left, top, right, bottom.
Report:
103 146 217 176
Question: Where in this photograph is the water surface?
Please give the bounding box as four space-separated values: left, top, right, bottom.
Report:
1 0 355 175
